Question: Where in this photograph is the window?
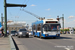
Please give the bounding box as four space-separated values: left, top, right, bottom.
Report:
32 25 36 30
11 31 17 34
37 24 41 31
43 24 60 31
46 21 57 23
19 29 27 31
15 27 17 29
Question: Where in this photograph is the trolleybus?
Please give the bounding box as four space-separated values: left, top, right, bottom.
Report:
32 19 61 38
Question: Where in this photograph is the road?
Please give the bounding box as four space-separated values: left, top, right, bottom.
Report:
13 34 75 50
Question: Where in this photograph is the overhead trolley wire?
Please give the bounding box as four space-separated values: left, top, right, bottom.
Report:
20 9 41 19
20 9 45 20
16 0 27 19
26 0 29 4
16 0 30 18
22 0 26 4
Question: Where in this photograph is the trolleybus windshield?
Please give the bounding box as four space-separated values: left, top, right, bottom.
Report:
43 24 60 31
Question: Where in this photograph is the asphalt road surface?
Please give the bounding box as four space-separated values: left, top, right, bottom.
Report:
13 34 75 50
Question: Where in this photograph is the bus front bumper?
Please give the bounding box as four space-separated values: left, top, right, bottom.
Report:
41 34 60 37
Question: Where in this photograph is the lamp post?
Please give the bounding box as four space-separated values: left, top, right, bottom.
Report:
62 14 64 34
1 13 3 26
59 14 64 34
4 0 7 37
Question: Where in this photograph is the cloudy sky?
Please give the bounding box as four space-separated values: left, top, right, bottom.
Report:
0 0 75 28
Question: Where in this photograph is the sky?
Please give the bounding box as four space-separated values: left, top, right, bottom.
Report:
0 0 75 28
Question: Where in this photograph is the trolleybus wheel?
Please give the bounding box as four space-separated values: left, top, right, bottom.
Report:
34 35 36 37
18 36 20 38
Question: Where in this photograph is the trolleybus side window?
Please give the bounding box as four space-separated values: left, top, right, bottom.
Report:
37 24 41 31
32 25 36 30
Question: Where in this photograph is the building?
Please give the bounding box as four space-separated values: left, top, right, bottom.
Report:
3 20 26 33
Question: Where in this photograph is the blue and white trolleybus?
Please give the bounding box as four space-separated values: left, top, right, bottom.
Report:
32 19 61 38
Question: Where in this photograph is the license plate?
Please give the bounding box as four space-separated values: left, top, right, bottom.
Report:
49 34 56 35
23 35 25 36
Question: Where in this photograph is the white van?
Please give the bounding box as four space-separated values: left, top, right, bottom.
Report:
69 28 74 34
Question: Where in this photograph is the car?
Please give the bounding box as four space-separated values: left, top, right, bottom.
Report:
17 29 29 38
11 30 17 36
15 31 18 36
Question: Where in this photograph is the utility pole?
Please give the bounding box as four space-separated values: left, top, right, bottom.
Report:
58 14 64 34
62 14 64 34
1 13 3 26
4 0 7 37
4 0 27 37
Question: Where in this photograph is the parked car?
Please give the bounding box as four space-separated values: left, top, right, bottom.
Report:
17 29 29 38
15 31 18 36
11 30 17 36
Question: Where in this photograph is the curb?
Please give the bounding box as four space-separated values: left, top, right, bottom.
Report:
9 35 17 50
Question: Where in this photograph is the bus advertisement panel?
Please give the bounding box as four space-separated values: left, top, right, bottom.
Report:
0 22 2 29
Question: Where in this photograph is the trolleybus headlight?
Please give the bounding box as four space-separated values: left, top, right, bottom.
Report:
56 34 58 36
45 34 48 36
56 34 59 36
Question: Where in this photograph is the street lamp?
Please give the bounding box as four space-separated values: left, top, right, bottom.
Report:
61 14 64 34
58 14 64 34
1 13 3 26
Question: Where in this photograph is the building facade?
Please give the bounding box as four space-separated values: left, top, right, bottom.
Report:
3 20 26 33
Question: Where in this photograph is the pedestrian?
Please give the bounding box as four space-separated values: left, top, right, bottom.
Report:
1 28 4 37
0 29 2 37
68 31 70 34
7 29 9 36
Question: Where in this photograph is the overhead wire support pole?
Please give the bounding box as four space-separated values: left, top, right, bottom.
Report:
4 0 7 37
4 0 27 37
62 14 64 34
6 3 27 7
1 13 3 26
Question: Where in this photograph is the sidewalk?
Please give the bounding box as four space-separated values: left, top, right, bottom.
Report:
0 37 10 50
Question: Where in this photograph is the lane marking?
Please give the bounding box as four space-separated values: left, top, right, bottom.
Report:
36 38 74 50
65 48 70 50
36 38 42 40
